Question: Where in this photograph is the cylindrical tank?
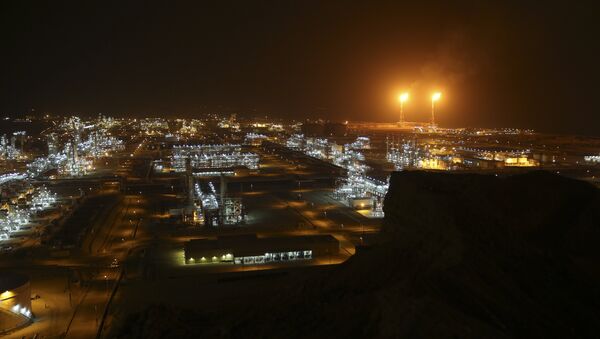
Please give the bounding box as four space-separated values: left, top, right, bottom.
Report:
0 273 32 332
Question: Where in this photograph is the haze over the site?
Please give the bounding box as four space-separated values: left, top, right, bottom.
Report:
1 1 599 135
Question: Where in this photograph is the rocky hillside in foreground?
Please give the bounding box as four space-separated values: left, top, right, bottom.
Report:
116 171 600 338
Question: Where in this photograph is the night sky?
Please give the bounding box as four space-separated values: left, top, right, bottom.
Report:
1 1 599 135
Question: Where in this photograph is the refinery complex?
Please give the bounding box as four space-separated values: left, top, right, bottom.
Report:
3 2 598 336
2 114 600 247
1 113 600 337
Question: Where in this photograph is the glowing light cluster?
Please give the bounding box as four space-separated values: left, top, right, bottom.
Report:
193 171 235 177
244 133 268 146
584 155 600 163
284 134 388 217
11 304 32 318
387 139 437 170
195 182 219 211
172 144 259 172
1 185 57 241
0 173 27 185
286 134 305 150
26 115 125 178
347 136 371 150
0 133 27 161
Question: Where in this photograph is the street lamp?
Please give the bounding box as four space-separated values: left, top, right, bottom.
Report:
398 92 409 124
431 92 442 127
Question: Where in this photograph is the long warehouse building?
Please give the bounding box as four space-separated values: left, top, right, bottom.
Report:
184 233 339 265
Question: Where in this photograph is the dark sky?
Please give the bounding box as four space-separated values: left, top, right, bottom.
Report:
1 1 599 135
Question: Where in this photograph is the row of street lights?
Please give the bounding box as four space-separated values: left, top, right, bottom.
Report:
397 92 442 127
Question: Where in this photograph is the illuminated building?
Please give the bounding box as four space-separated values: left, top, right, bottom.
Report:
47 133 59 155
221 197 243 225
244 133 268 146
304 138 329 159
584 155 600 163
286 134 305 150
460 147 539 168
1 185 57 241
0 134 23 160
184 234 339 265
171 144 259 172
504 156 539 167
140 118 170 136
387 138 438 170
0 173 26 186
13 131 26 155
347 136 371 150
0 135 6 159
191 179 245 227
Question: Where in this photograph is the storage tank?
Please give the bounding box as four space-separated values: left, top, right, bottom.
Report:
0 272 32 332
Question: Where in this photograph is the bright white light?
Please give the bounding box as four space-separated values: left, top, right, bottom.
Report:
399 92 409 103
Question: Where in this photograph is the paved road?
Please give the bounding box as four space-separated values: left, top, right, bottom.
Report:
65 194 146 339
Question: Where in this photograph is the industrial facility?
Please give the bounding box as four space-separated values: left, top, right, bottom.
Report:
184 234 339 265
1 112 599 338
